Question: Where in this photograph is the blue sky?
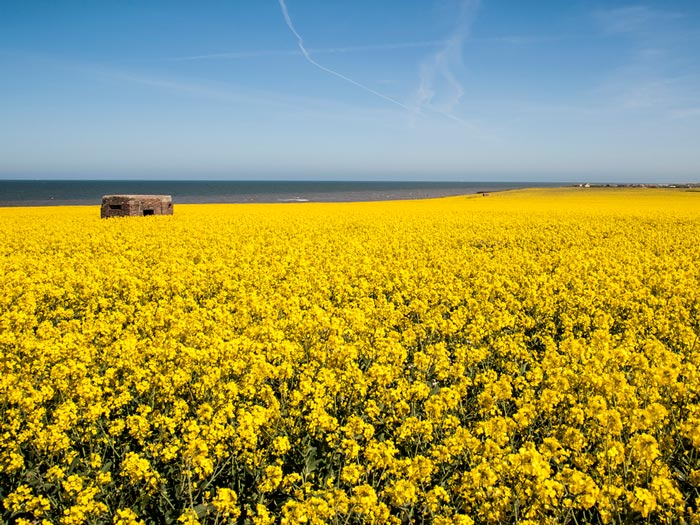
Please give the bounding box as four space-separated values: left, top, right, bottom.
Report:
1 1 699 181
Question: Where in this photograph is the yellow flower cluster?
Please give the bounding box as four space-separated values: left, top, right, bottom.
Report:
1 187 700 524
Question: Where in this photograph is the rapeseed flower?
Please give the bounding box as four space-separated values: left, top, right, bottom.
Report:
2 188 700 523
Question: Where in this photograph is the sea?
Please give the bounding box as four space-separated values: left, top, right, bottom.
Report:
0 180 562 207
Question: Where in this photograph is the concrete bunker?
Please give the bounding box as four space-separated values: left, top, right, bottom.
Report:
101 195 173 218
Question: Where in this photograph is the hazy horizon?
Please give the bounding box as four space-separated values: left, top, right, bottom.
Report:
2 175 698 186
2 1 700 182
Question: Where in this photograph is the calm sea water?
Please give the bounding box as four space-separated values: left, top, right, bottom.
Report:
0 180 561 207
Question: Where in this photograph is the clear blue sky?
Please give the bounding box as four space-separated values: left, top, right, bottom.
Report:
1 1 699 181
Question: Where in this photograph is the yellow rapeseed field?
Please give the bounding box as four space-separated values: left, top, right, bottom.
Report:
1 187 700 525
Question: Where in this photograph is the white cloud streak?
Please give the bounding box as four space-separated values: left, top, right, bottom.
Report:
174 40 446 61
412 0 480 124
670 107 700 119
593 6 681 35
277 0 413 112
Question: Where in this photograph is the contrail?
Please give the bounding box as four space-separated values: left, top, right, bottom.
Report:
277 0 413 112
174 40 445 62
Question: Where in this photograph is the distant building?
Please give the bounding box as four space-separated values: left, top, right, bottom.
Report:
101 195 173 218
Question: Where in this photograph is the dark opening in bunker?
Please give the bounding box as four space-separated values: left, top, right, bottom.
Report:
101 195 172 218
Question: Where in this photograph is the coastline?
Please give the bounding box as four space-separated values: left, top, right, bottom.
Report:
0 180 563 207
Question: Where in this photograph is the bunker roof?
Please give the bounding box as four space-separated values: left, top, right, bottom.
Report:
103 195 172 200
